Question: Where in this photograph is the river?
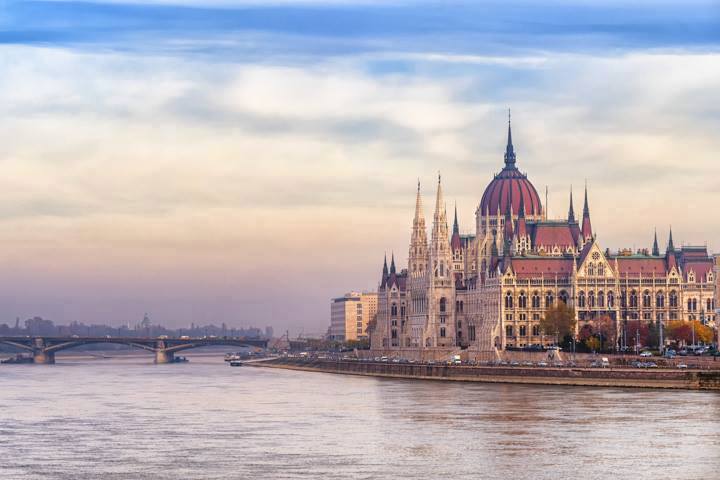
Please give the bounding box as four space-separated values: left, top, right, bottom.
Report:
1 354 718 479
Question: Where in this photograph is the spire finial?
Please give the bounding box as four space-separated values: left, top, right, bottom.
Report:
652 228 660 256
453 202 459 234
568 185 576 223
504 109 516 168
667 226 675 253
390 252 396 275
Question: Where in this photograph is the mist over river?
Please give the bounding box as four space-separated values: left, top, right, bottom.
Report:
1 355 718 479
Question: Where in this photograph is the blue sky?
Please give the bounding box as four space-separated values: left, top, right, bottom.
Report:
0 0 719 332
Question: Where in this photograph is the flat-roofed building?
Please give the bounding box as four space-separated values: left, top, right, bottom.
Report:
330 292 378 341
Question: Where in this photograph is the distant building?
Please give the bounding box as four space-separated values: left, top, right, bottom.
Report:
265 326 274 339
369 117 716 358
330 292 378 341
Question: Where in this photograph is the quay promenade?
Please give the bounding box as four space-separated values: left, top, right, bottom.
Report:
252 357 720 390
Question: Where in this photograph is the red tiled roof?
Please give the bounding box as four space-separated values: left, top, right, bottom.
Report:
615 257 667 276
532 224 576 249
509 258 574 279
682 261 713 281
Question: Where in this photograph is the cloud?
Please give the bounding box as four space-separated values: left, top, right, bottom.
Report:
0 0 719 333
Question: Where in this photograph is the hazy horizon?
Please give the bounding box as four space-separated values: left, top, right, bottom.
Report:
1 0 719 335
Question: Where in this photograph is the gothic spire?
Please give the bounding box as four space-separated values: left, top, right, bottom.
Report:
453 202 459 235
568 186 576 223
390 252 396 275
414 179 424 223
381 254 388 287
652 229 660 256
667 226 675 253
503 109 516 168
581 181 592 239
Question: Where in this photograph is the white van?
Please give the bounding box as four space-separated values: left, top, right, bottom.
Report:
601 357 610 368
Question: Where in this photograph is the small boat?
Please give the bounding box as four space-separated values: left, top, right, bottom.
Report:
229 360 243 367
224 353 242 362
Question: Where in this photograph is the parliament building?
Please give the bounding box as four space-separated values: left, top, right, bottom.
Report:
368 119 717 359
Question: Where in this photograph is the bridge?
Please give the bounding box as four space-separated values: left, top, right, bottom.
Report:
0 336 268 364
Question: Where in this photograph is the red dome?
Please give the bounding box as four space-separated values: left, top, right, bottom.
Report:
480 167 543 217
480 118 543 217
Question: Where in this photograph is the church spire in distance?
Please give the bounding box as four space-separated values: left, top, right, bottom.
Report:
504 109 516 168
568 186 576 223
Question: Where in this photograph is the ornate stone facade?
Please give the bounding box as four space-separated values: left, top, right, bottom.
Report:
369 118 716 357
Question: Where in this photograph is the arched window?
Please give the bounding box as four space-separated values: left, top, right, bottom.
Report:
597 291 605 308
692 298 697 311
440 297 447 313
588 291 595 308
643 290 651 308
506 325 514 337
439 262 444 277
559 291 569 305
587 263 595 276
688 298 692 311
545 291 554 308
669 290 678 308
656 292 664 308
597 263 604 276
607 291 614 308
620 290 627 308
578 291 586 308
708 299 713 312
518 291 527 309
505 291 513 309
391 303 398 316
630 290 638 308
532 291 540 308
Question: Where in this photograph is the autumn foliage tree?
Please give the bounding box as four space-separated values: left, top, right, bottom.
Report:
667 320 714 345
540 303 577 344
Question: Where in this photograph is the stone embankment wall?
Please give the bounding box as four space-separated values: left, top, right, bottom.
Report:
256 358 720 390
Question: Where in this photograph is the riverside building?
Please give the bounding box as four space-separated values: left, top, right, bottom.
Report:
330 292 378 341
368 119 716 360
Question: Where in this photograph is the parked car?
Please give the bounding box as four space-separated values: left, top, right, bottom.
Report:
640 351 653 357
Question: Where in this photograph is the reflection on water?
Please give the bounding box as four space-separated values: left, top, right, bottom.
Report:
1 355 718 479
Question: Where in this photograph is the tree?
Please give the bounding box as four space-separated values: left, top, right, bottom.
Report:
586 336 601 353
594 315 617 351
540 303 577 343
667 320 714 345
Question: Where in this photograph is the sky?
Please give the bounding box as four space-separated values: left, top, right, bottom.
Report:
0 0 719 335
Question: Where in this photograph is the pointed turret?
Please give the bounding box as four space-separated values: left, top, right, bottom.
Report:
451 202 462 251
515 194 528 241
504 109 516 168
581 183 592 240
568 186 576 223
666 227 677 270
452 203 459 235
380 254 388 288
652 229 660 256
390 252 396 275
409 180 428 275
430 173 452 280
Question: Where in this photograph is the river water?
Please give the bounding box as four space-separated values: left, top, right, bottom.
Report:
1 355 718 479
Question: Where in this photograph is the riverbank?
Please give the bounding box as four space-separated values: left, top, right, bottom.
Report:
252 357 720 390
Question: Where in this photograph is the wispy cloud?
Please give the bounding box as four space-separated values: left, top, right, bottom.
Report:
0 1 718 333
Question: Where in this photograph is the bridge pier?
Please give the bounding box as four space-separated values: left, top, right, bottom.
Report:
33 351 55 364
155 350 174 364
